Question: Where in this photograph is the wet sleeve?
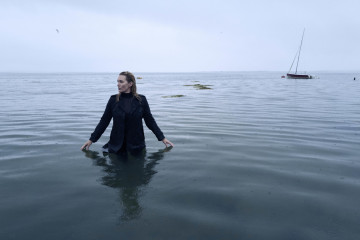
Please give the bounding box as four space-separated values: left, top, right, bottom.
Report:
89 96 114 143
142 96 165 141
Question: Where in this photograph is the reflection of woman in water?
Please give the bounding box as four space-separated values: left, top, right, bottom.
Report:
81 71 174 154
83 148 169 221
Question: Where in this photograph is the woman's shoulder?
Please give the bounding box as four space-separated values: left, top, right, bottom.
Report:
135 94 146 101
137 94 148 105
106 94 118 103
109 94 119 100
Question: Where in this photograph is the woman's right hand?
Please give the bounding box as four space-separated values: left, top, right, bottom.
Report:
81 140 93 151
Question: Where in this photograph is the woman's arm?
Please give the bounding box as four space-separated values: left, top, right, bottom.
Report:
81 96 114 150
142 96 173 147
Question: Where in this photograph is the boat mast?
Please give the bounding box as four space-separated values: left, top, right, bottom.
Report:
288 47 299 74
295 28 305 74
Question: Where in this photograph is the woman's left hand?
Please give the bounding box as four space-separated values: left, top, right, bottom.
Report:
162 138 174 147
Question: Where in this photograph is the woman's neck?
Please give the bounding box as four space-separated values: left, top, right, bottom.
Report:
121 92 133 98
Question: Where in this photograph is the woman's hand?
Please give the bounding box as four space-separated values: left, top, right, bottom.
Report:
162 138 174 147
81 140 93 151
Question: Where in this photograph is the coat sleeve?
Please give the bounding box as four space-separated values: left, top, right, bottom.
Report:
89 96 114 143
142 96 165 141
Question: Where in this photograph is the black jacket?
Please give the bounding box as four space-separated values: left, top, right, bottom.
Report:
90 94 165 153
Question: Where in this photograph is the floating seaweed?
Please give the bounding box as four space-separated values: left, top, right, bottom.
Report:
184 84 212 90
162 95 185 98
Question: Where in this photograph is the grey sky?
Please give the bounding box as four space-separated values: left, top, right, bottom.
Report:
1 0 359 72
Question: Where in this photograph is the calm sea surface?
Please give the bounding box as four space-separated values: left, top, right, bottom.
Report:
0 72 359 240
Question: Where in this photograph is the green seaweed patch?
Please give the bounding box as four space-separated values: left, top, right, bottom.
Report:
162 94 185 98
184 84 213 90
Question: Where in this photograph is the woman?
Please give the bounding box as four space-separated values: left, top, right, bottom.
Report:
81 71 173 153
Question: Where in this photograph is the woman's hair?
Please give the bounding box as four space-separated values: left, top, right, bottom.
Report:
116 71 141 102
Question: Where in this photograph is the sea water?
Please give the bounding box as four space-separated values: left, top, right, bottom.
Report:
0 72 359 240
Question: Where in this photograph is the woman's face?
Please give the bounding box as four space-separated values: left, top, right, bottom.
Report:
117 75 133 93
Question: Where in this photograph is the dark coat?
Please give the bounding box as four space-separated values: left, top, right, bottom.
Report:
89 94 165 153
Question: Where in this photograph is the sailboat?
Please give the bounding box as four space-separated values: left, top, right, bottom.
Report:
287 29 313 79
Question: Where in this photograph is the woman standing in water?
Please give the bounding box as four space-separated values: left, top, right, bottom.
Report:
81 71 174 154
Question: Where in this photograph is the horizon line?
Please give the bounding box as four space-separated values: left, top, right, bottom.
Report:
1 70 359 74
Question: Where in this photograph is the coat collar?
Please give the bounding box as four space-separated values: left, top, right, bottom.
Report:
116 95 141 115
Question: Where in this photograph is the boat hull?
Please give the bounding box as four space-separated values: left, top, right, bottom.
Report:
286 73 312 79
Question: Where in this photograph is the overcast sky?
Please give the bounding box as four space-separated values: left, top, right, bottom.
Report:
1 0 359 72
